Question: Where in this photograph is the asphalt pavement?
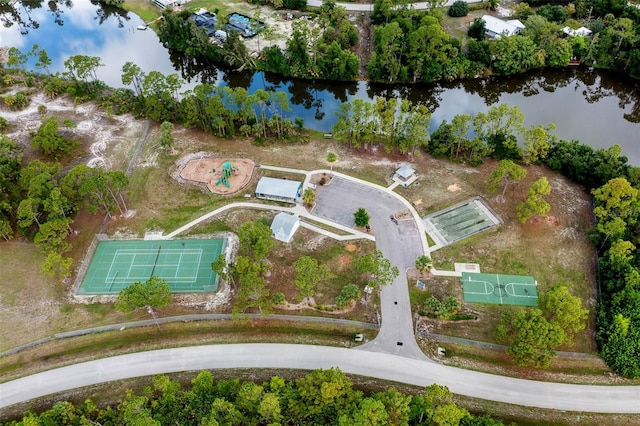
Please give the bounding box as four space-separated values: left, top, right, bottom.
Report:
2 344 640 413
313 176 430 359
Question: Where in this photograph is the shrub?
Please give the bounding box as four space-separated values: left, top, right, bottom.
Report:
448 0 469 17
450 313 478 321
3 92 29 110
336 284 360 309
272 292 286 305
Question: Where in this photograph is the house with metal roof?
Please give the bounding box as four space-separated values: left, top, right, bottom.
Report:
255 177 302 204
271 212 300 243
481 15 525 38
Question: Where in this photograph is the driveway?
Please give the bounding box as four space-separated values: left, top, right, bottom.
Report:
312 176 425 359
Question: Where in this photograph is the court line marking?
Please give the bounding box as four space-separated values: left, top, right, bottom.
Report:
103 248 204 285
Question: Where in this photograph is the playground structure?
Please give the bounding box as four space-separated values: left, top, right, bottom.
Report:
215 161 233 188
179 156 255 195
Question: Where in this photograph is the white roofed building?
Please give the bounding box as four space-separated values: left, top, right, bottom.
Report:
271 212 300 243
395 164 416 181
255 177 302 204
481 15 525 38
562 26 593 37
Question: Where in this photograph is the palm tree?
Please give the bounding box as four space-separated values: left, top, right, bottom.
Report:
303 188 316 207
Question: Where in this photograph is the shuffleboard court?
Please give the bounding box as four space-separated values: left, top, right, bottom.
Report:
461 272 538 306
78 238 225 294
423 197 501 247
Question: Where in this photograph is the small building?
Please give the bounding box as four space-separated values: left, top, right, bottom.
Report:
481 15 525 38
255 177 302 204
270 212 300 243
562 26 592 38
395 164 416 182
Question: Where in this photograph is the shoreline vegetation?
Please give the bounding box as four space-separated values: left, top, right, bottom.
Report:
122 0 640 83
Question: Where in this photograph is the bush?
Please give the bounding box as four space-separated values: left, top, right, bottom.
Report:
336 284 360 309
448 0 469 17
450 313 478 321
3 92 29 110
272 292 286 305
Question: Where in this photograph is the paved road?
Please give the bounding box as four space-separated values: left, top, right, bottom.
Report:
313 177 427 359
2 344 640 413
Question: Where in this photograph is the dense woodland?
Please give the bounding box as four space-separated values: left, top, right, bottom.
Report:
0 369 506 425
154 0 640 82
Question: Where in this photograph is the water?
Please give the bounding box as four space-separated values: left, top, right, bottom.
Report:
2 1 639 163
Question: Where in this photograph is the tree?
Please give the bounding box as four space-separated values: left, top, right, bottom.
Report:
592 177 638 222
495 308 564 368
516 177 552 223
468 17 486 40
238 221 274 260
115 276 172 313
159 121 175 150
356 249 399 289
294 255 332 300
302 188 316 207
233 255 273 316
354 207 370 228
35 47 52 74
30 116 78 159
487 159 526 201
326 152 337 163
523 123 556 164
212 253 235 289
448 0 469 17
415 255 433 273
41 251 73 279
489 35 545 76
539 284 588 344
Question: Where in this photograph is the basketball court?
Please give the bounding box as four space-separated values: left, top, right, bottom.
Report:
77 238 225 295
461 272 538 306
423 197 501 247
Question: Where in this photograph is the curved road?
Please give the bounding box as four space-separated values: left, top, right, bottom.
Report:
3 171 640 413
2 344 640 413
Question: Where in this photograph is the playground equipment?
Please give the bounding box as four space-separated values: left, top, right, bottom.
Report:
215 161 233 188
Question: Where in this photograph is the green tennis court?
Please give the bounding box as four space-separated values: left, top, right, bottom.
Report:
77 238 225 295
461 272 538 306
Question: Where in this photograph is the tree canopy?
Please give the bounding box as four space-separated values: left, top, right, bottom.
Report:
115 276 172 313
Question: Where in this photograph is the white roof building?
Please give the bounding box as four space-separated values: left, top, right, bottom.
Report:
255 177 302 204
562 26 593 37
395 164 416 181
481 15 525 38
271 212 300 243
